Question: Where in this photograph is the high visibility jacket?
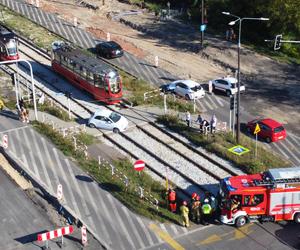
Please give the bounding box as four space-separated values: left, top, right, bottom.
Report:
168 191 176 202
0 99 4 109
180 205 189 217
202 203 212 215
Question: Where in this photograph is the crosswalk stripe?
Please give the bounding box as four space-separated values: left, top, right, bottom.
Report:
106 194 135 250
29 129 54 194
136 217 154 246
197 99 207 112
170 224 179 236
214 95 225 107
149 223 185 250
289 134 300 147
271 141 290 160
64 159 95 226
205 94 218 109
52 148 81 216
121 206 146 249
281 138 300 164
22 128 41 180
7 131 17 155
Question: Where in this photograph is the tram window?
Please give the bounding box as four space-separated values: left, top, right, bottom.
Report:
61 56 68 66
69 59 76 70
54 53 60 62
86 72 94 82
94 74 103 88
81 67 87 78
74 64 81 75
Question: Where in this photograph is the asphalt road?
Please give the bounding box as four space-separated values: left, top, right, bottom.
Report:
0 166 83 249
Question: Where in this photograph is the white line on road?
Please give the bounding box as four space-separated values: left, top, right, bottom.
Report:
0 125 28 134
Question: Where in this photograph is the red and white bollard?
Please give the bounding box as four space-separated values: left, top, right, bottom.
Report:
57 184 63 200
81 225 87 246
107 32 111 41
2 134 8 149
73 17 78 27
154 56 159 67
35 0 39 8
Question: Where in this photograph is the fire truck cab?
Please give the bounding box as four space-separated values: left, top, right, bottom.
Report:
219 167 300 227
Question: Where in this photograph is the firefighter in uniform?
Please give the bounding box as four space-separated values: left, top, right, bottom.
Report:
201 198 212 225
191 195 201 224
0 99 4 110
168 189 177 213
180 201 190 227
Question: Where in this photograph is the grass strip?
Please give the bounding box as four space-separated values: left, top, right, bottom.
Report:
157 114 290 174
32 121 181 223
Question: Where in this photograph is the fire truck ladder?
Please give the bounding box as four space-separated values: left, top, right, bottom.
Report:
254 177 300 187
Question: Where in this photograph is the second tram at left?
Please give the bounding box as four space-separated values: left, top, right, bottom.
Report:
0 26 19 61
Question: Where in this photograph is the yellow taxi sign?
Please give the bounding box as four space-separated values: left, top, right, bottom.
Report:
254 123 261 135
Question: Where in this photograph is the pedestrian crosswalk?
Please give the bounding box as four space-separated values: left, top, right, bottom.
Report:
0 118 191 249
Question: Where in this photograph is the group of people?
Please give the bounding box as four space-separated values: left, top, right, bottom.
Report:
16 98 29 123
226 28 236 41
168 189 217 227
185 111 217 134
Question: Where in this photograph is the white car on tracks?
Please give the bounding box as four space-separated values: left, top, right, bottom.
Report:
211 77 245 96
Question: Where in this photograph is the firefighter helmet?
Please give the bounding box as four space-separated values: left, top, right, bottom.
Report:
191 192 197 199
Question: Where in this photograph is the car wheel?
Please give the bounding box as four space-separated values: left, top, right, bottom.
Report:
113 128 120 133
226 90 231 96
235 216 247 228
89 123 96 128
294 213 300 223
185 94 191 100
266 137 271 143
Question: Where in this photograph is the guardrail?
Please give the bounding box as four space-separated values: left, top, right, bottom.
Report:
143 88 162 101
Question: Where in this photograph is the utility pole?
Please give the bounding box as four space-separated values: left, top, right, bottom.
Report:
201 0 204 47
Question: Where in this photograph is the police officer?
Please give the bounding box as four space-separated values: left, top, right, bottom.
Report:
201 198 212 225
180 201 190 227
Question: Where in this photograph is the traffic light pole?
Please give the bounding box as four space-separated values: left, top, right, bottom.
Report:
201 0 204 47
265 35 300 50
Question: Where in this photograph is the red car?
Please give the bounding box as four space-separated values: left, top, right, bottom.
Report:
246 118 286 143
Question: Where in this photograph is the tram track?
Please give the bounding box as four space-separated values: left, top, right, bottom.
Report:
2 32 243 198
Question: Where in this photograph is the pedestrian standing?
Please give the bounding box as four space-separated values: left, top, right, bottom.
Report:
185 111 191 127
180 201 190 227
195 113 203 128
168 189 177 213
191 195 202 224
210 114 217 133
226 29 230 40
201 198 212 225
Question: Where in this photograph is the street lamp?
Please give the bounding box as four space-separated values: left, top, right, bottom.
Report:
0 59 38 120
222 12 269 143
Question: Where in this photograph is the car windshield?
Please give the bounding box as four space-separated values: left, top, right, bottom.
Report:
191 85 201 91
7 40 17 55
109 112 121 123
107 42 121 49
274 126 284 133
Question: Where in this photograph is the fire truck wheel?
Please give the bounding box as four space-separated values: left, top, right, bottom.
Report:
235 216 247 227
294 213 300 223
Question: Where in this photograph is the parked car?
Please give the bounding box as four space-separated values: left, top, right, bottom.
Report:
88 109 128 133
211 77 245 96
95 41 124 59
161 80 205 100
246 118 286 143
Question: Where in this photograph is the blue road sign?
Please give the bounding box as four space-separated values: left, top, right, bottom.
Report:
228 145 250 156
200 24 207 32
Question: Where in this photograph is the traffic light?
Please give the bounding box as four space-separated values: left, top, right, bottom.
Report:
274 34 282 51
230 95 235 110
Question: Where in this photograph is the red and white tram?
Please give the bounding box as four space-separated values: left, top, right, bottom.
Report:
0 26 19 61
51 41 122 104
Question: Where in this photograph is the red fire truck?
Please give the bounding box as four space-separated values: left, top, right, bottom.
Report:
219 167 300 227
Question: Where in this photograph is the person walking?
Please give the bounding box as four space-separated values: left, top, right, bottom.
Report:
168 189 177 213
191 195 202 224
185 111 191 127
210 114 217 133
180 201 190 227
201 198 212 225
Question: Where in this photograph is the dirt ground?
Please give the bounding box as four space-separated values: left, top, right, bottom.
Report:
34 0 300 132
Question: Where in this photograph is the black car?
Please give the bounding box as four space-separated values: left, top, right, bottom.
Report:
95 41 124 59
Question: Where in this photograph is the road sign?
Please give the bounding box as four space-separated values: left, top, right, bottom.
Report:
134 160 145 171
2 134 8 149
57 184 63 200
200 24 207 32
81 225 87 246
228 145 250 156
254 123 261 135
